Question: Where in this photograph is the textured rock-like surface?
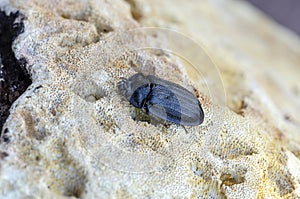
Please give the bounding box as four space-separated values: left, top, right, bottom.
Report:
0 0 300 198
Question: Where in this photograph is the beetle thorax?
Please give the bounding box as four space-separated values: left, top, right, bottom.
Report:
121 73 150 100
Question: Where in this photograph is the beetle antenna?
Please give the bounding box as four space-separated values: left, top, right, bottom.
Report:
182 125 189 134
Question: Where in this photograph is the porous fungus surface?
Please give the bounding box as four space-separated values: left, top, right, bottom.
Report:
0 0 299 198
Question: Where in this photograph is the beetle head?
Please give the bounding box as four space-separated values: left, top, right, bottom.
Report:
118 73 150 100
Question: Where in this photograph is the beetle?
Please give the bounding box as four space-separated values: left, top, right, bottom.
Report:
117 73 204 126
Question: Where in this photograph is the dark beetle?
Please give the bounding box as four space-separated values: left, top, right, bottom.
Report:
118 73 204 126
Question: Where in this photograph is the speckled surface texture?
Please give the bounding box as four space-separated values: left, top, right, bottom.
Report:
0 0 300 198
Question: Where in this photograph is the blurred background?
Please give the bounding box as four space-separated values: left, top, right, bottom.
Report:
246 0 300 36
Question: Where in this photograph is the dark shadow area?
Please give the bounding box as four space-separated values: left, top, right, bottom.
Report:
246 0 300 36
0 10 31 139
